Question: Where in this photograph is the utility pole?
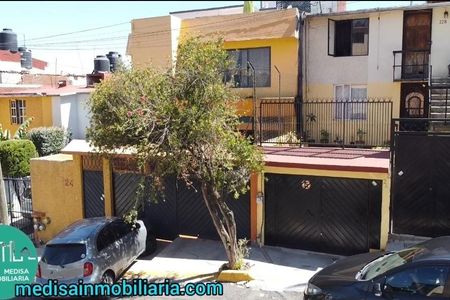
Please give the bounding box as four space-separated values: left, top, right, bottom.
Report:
0 164 10 225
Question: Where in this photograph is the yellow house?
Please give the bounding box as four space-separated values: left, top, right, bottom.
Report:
0 85 93 139
127 7 300 134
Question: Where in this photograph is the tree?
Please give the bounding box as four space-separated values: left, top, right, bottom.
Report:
87 37 263 269
244 1 254 13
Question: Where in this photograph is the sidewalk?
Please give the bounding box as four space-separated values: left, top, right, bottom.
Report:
123 237 342 292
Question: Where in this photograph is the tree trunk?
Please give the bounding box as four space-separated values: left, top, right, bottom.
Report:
201 183 238 269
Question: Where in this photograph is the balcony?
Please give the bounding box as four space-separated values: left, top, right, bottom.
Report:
257 98 393 148
393 50 430 82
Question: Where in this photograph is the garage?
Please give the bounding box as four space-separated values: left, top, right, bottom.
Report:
112 171 250 241
264 173 382 256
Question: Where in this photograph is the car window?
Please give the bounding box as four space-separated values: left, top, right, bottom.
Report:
41 244 86 265
96 225 116 252
111 220 132 240
385 266 449 297
361 247 427 280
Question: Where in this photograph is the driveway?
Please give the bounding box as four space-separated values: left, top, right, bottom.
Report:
124 237 342 293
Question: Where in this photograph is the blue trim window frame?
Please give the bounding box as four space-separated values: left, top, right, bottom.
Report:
334 84 368 120
226 47 271 88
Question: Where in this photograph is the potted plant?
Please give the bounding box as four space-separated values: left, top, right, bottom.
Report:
334 135 343 145
320 129 330 144
304 113 317 143
355 129 366 145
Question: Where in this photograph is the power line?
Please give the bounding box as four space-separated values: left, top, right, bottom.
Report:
33 9 290 46
26 21 130 41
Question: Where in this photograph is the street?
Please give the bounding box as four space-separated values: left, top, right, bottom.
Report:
124 283 304 300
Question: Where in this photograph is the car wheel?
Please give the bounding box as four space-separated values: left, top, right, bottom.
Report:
102 271 114 285
142 233 157 256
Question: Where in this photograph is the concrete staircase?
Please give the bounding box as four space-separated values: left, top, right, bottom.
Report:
429 77 450 120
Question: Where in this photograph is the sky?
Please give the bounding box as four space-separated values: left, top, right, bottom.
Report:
1 1 425 75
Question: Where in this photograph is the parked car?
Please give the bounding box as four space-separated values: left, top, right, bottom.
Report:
35 217 156 285
305 236 450 299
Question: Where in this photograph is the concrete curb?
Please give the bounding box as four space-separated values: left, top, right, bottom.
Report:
216 270 254 282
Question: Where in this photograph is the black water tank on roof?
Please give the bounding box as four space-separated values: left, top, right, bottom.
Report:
0 28 18 52
94 55 110 72
19 47 32 69
106 51 121 72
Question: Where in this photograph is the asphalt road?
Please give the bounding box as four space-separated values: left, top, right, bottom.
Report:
123 283 304 300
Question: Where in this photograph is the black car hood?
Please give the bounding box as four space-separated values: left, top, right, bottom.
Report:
310 251 387 286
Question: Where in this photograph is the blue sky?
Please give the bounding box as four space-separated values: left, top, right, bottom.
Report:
1 1 425 74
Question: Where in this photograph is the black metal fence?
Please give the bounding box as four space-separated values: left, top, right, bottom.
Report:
303 99 393 147
259 98 393 148
4 177 35 240
259 99 300 144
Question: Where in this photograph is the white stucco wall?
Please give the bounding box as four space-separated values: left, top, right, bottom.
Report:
53 93 90 139
305 6 450 95
431 5 450 78
367 10 403 83
305 10 405 89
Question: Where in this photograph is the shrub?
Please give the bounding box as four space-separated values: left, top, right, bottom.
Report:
28 127 71 157
0 140 37 177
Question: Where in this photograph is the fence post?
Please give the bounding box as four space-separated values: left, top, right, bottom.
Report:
0 165 10 225
342 101 346 149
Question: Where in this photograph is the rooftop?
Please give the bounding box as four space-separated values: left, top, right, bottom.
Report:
263 146 390 173
0 84 94 97
307 1 450 18
0 50 47 70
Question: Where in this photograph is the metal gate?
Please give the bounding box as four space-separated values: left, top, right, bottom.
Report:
4 177 35 240
392 122 450 237
265 173 382 256
82 156 105 218
112 173 250 240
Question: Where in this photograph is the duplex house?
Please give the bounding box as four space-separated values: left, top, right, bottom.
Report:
303 2 450 144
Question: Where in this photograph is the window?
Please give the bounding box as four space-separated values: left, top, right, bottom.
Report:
328 18 369 56
41 244 86 265
384 266 449 297
96 225 116 252
10 99 26 124
227 47 271 88
111 220 132 240
334 85 367 120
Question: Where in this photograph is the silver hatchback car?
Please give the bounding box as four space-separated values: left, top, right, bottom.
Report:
35 217 156 285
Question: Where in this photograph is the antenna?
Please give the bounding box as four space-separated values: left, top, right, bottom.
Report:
23 34 26 47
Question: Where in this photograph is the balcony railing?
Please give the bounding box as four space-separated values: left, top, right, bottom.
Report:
258 98 393 148
393 50 430 81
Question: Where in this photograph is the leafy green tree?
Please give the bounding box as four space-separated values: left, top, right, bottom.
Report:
87 37 263 269
244 1 254 13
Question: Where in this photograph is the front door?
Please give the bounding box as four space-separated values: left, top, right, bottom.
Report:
402 10 432 80
400 83 429 130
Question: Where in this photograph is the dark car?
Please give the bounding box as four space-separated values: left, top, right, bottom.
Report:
305 236 450 299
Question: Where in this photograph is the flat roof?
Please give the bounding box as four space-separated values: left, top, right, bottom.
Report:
0 85 93 97
170 4 243 15
263 146 390 173
307 1 450 18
